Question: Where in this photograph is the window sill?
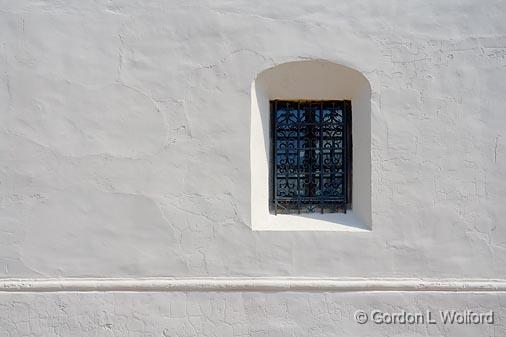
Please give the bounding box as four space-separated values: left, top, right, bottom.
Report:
252 210 370 232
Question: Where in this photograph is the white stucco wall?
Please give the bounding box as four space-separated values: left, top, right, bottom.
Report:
1 0 506 335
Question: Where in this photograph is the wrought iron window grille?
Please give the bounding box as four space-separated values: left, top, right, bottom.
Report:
271 100 352 215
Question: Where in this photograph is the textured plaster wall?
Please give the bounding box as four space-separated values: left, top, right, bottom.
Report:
1 0 506 334
2 0 505 279
0 292 505 337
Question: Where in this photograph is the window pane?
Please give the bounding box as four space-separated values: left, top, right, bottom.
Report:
272 100 350 214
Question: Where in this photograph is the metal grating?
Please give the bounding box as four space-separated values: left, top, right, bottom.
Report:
271 100 351 214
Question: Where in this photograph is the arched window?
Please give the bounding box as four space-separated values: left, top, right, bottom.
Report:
251 60 371 231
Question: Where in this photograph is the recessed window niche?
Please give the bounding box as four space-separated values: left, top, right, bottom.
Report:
250 60 372 231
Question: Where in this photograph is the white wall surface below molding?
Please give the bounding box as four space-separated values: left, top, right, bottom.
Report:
0 292 505 337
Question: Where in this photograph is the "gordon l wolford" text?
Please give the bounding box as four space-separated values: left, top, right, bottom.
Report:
354 309 494 325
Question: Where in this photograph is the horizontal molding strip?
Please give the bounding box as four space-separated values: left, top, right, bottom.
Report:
1 278 506 293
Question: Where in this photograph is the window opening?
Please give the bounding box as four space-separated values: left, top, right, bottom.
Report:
271 100 352 214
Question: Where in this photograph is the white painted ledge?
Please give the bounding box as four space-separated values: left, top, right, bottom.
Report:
1 278 506 292
252 211 370 231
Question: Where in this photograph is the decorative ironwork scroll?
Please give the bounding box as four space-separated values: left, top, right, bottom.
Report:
271 100 351 214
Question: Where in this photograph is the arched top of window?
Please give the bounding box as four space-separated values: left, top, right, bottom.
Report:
255 60 371 101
